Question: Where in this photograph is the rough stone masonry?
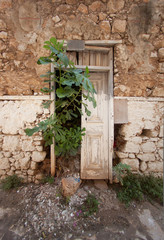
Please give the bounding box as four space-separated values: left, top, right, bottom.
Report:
0 0 163 181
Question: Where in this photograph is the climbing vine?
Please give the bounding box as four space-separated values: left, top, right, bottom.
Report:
25 38 96 157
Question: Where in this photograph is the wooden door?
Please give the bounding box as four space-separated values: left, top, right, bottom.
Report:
81 72 109 179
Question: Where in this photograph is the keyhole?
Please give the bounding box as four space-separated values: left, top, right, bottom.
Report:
85 118 87 121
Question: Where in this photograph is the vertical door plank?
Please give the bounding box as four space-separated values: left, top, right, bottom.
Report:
96 52 101 66
82 51 90 66
90 51 96 66
78 52 83 65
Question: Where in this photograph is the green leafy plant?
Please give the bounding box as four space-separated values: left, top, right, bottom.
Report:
117 173 163 207
81 194 99 217
1 174 23 190
113 163 131 185
41 175 55 184
25 37 96 157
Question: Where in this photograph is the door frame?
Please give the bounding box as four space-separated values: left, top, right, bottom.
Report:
50 40 118 183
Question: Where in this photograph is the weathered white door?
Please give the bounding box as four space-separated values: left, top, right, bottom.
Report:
81 72 109 179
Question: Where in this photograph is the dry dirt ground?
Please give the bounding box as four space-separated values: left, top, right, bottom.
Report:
0 180 163 240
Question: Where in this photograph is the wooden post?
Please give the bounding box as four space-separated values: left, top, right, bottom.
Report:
50 64 56 176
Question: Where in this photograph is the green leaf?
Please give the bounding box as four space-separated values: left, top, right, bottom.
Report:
57 52 69 67
37 57 52 65
56 86 77 98
25 127 40 136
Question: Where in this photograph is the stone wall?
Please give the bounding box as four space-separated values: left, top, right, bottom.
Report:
0 0 163 97
0 98 49 182
0 0 163 180
114 98 163 176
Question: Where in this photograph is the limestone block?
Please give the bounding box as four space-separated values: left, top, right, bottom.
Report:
52 16 60 23
21 140 35 152
158 149 163 159
7 170 15 176
99 12 107 21
130 137 142 144
89 1 105 12
35 173 44 180
27 170 35 175
0 152 3 158
157 140 163 148
115 151 128 158
158 48 164 62
144 120 158 129
3 136 20 151
3 152 11 158
20 156 30 170
107 0 125 13
148 162 163 172
33 141 42 146
157 63 164 74
140 162 147 172
32 151 46 162
0 0 12 9
129 154 135 158
9 158 15 163
119 123 143 138
62 177 81 197
0 40 6 51
66 0 76 4
13 152 24 161
123 142 140 153
141 142 156 153
35 146 43 152
137 153 155 162
15 161 21 169
77 4 88 14
153 87 164 97
0 169 6 175
121 159 139 171
0 31 7 39
0 100 43 134
159 125 163 137
0 19 6 30
0 158 10 170
112 19 126 33
100 21 111 33
31 161 38 170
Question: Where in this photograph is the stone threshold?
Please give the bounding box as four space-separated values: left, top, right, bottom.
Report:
114 96 164 102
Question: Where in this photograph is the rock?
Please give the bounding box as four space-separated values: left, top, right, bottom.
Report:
129 153 135 158
0 158 10 170
100 21 111 33
140 162 147 172
3 136 20 151
99 12 107 21
137 153 155 162
121 159 139 171
21 140 35 152
77 4 88 14
157 63 164 74
116 151 128 158
89 1 105 12
94 180 108 190
148 162 163 172
158 48 164 62
112 19 126 33
0 0 12 9
0 19 6 30
20 156 30 170
62 177 81 197
153 87 164 97
123 142 140 153
32 151 46 162
0 40 6 51
66 0 76 4
107 0 125 13
158 149 163 159
0 31 7 39
141 142 156 153
52 16 60 23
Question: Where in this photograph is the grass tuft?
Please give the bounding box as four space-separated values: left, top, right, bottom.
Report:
1 174 23 190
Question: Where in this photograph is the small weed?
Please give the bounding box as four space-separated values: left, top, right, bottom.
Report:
41 175 55 184
1 174 23 190
60 195 70 206
117 173 163 207
81 194 99 217
113 163 131 185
